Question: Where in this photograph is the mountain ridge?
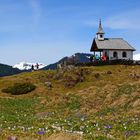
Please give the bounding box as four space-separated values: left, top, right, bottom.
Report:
0 63 22 77
43 53 92 70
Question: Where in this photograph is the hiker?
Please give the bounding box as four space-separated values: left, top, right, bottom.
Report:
31 64 34 71
36 63 39 70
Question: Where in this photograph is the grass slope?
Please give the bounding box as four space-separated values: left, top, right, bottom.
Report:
0 65 140 140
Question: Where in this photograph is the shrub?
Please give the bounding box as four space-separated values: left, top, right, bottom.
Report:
2 82 36 95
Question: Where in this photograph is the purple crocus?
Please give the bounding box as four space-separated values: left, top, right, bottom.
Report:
124 131 137 137
104 124 112 129
37 131 45 135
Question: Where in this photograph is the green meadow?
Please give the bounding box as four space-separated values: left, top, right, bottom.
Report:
0 65 140 140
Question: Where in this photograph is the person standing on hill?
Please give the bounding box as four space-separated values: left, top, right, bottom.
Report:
36 63 39 70
31 64 34 71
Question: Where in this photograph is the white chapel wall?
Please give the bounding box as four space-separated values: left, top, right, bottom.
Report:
108 50 133 60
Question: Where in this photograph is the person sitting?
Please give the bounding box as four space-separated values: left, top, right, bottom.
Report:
101 55 107 61
95 54 100 60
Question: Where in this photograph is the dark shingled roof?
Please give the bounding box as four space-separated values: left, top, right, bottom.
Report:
90 38 136 51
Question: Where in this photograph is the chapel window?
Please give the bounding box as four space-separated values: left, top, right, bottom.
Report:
122 52 127 57
113 52 118 58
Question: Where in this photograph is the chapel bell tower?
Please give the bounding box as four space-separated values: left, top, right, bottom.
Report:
96 19 105 41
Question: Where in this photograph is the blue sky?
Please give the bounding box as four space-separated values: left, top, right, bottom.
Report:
0 0 140 65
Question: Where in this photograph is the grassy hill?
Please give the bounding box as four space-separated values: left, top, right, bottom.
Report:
0 65 140 140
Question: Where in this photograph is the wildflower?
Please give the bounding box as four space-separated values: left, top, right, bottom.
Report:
104 124 112 129
135 117 139 121
22 127 28 131
13 126 16 129
123 123 126 126
124 131 137 137
89 132 92 135
124 126 127 129
96 123 99 127
37 131 45 135
11 128 15 131
31 126 34 129
81 117 85 121
73 131 83 135
68 122 72 125
80 126 84 130
97 127 100 131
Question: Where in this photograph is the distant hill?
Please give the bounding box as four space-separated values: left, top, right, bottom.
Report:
43 53 92 70
0 63 21 77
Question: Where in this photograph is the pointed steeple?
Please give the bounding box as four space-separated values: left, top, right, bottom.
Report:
96 19 105 41
96 19 104 34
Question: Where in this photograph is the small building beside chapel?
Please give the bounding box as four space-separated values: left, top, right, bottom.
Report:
90 20 136 60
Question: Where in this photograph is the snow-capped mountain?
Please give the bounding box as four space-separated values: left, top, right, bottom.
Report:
133 54 140 61
13 62 46 70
